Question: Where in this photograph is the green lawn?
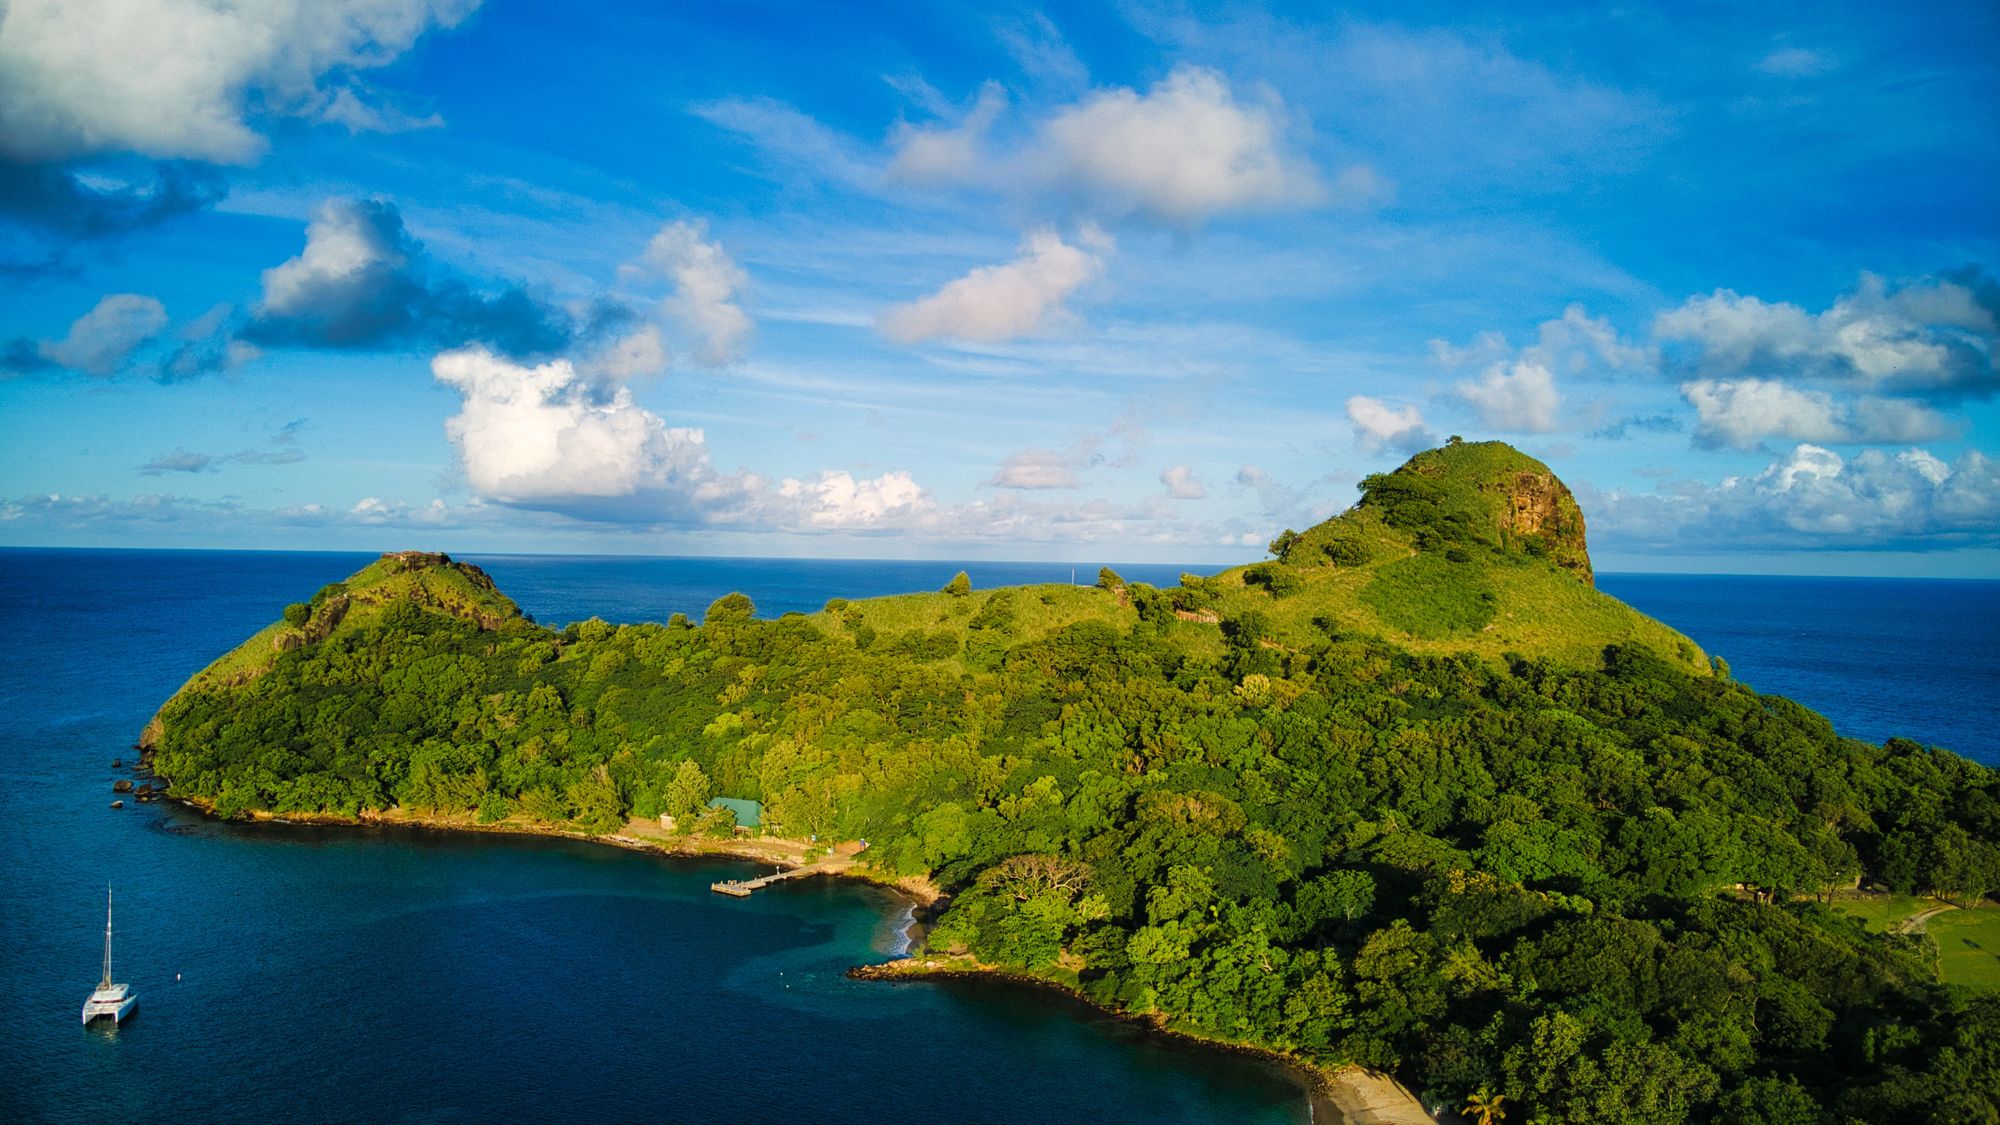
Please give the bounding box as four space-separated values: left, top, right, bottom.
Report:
1832 896 2000 988
1831 893 1933 933
1929 907 2000 989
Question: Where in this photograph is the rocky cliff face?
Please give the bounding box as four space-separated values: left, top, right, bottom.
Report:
1486 468 1593 585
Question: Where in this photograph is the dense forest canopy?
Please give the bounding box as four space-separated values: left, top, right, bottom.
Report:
144 441 2000 1124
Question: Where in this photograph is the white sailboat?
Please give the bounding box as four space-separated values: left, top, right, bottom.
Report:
81 887 137 1025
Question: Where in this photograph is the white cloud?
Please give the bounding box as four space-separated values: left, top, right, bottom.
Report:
879 226 1109 345
988 448 1082 490
317 86 444 135
1681 378 1957 449
1591 443 2000 551
779 470 932 528
256 199 411 323
432 346 935 531
887 81 1008 184
0 0 475 163
641 221 752 365
1456 360 1560 432
1345 395 1435 452
433 347 717 508
41 294 168 376
1654 271 1999 397
1037 66 1323 225
595 326 668 382
1433 303 1654 379
248 197 569 355
1160 464 1207 499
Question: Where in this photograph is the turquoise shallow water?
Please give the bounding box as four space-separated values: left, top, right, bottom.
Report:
0 549 1308 1125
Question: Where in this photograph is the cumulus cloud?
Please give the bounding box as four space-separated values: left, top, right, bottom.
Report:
433 347 714 509
1346 395 1435 453
700 64 1346 230
595 325 669 382
1433 304 1653 379
880 226 1109 345
988 448 1082 489
245 198 571 355
1654 270 1999 398
40 293 168 375
1159 464 1207 499
1591 443 2000 552
432 346 925 529
0 0 475 164
1037 66 1324 225
887 81 1008 184
1456 360 1560 432
640 221 752 365
1681 378 1957 449
778 470 931 528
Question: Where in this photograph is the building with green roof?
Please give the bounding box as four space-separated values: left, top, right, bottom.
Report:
707 797 762 829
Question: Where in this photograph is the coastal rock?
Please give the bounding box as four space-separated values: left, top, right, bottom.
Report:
112 779 133 793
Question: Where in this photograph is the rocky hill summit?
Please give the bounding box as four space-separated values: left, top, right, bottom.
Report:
1357 438 1593 583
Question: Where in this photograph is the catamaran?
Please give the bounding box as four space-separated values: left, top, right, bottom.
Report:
80 888 137 1026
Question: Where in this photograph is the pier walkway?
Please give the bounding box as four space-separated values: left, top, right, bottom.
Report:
710 841 867 897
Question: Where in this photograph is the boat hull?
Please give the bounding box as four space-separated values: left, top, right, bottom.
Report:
81 993 137 1025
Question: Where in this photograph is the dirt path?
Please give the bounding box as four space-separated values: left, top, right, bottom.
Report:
1895 904 1958 935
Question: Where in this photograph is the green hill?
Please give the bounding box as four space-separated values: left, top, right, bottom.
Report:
137 440 1999 1125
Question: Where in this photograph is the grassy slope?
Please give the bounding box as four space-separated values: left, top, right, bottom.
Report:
159 443 1708 723
804 444 1705 674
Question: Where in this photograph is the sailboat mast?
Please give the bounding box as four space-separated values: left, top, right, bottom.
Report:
102 887 113 987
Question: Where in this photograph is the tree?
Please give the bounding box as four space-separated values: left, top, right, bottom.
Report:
704 592 756 625
1462 1087 1508 1125
283 603 311 627
1268 529 1300 561
662 759 712 824
1097 566 1126 589
943 571 971 597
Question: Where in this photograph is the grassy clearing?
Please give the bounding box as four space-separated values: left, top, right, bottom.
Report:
1930 907 2000 989
1831 893 1934 933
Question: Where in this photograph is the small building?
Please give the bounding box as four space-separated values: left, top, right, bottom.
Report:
708 797 762 830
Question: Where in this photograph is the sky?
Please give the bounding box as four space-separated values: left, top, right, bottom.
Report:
1 0 1996 575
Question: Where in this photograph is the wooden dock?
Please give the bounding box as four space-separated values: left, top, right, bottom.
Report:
710 865 819 897
710 843 866 897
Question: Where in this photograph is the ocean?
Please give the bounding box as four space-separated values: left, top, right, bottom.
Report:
0 549 1993 1124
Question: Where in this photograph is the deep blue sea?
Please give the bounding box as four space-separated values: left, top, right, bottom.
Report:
0 550 1994 1125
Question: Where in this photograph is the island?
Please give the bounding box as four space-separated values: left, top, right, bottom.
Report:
139 439 2000 1124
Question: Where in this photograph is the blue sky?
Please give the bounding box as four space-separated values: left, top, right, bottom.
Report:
2 0 1996 574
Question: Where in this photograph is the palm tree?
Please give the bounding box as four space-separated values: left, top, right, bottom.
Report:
1462 1086 1508 1125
